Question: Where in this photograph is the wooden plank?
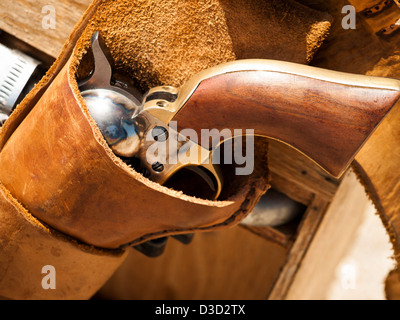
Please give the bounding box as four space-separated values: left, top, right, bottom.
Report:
268 140 341 201
284 170 371 299
242 225 293 248
268 195 329 299
0 0 91 58
269 171 314 206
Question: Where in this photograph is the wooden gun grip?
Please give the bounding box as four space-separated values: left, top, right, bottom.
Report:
172 61 400 177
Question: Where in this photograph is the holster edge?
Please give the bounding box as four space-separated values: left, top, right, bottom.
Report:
0 180 127 300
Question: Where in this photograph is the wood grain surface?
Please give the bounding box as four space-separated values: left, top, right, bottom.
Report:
268 195 329 299
0 0 90 58
173 70 400 177
284 170 370 299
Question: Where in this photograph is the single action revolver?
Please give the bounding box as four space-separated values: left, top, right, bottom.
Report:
79 31 400 200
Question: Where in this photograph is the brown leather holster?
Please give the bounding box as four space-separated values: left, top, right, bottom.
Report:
0 0 333 299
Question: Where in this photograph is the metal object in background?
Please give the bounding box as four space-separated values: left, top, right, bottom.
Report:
241 189 306 227
0 42 43 125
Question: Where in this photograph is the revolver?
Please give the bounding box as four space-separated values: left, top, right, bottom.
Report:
78 31 400 200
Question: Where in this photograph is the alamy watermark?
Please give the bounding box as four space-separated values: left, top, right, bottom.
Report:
340 263 357 290
145 121 255 176
41 265 56 290
41 5 56 30
342 5 356 30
